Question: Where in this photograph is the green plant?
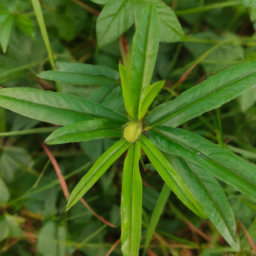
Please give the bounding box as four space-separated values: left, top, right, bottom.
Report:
1 1 256 256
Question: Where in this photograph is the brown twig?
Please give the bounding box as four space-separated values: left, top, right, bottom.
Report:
186 221 212 242
105 238 120 256
238 221 256 251
147 249 159 256
71 0 100 16
41 143 116 228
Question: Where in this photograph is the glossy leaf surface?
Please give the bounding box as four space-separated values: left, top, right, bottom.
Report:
169 155 239 250
146 61 256 126
143 183 171 256
96 0 134 47
140 135 207 219
150 127 256 201
130 4 159 120
139 80 165 120
121 141 142 256
0 88 128 125
45 119 124 144
66 139 130 211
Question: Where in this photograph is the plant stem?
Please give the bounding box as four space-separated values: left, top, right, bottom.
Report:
31 0 60 92
175 1 240 15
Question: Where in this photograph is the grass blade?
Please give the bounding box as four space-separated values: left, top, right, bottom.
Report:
142 183 171 256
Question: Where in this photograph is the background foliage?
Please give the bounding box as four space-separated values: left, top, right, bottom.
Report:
1 0 256 255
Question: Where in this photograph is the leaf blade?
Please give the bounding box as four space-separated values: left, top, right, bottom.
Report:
140 135 207 219
142 183 171 256
169 155 239 250
146 61 256 126
121 141 142 256
66 139 130 211
150 127 256 202
96 0 134 47
130 4 160 120
45 119 124 144
139 80 165 120
0 88 128 125
38 71 118 87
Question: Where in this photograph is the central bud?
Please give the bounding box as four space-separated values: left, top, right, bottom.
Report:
123 121 142 143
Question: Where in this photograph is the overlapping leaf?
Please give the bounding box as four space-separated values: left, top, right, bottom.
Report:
150 127 256 201
121 141 142 256
45 119 124 144
140 135 207 219
169 155 239 250
129 4 159 120
0 88 128 125
66 139 130 211
146 60 256 127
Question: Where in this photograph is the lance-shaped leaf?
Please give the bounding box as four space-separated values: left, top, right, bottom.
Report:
56 62 120 80
139 80 165 120
130 4 160 120
45 119 124 145
140 135 207 219
143 183 171 256
38 70 118 87
150 127 256 202
146 60 256 126
119 64 133 118
121 141 142 256
0 88 128 126
169 155 239 250
0 14 13 53
96 0 134 47
66 139 130 211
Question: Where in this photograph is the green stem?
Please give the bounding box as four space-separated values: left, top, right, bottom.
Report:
0 127 56 137
175 1 240 15
31 0 60 92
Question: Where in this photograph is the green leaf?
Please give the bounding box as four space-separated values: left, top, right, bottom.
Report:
169 155 239 250
96 0 134 47
66 139 130 211
0 88 128 126
143 183 171 256
0 178 9 204
139 80 165 120
45 119 124 145
130 4 159 120
0 14 13 53
121 141 142 256
38 70 118 87
57 62 120 80
146 60 256 127
119 64 133 118
238 87 256 112
0 216 8 242
133 0 185 43
140 135 207 219
89 83 118 103
37 221 57 256
150 127 256 202
241 0 256 7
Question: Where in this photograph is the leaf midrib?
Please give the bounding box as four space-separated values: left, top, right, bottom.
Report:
150 67 256 126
